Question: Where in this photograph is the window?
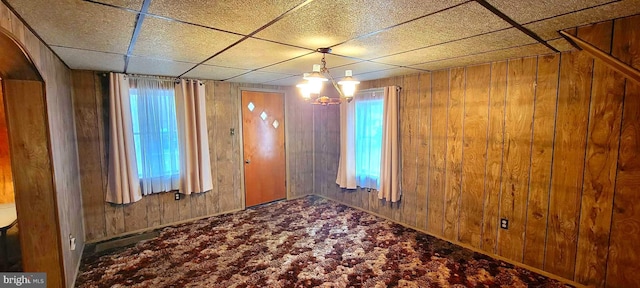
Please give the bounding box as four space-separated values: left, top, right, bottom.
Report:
129 79 180 194
354 90 384 189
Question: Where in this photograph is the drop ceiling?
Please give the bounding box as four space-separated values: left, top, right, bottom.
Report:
6 0 640 85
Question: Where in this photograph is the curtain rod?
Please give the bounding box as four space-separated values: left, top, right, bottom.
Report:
125 74 188 84
126 75 179 83
100 72 203 85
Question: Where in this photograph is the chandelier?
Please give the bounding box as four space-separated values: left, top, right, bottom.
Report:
296 48 360 105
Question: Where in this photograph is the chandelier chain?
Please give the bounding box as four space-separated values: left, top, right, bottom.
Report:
321 54 328 73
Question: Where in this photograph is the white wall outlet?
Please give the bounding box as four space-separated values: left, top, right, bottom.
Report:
69 234 76 251
500 218 509 230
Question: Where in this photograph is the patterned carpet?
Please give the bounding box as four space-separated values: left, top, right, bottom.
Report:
76 196 573 287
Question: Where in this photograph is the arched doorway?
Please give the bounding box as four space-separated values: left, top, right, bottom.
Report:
0 27 65 287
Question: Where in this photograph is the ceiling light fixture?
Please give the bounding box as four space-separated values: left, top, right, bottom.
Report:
297 48 360 105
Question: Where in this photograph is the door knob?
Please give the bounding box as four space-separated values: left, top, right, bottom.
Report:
245 159 251 164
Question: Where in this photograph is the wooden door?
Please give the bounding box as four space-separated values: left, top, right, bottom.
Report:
241 91 286 207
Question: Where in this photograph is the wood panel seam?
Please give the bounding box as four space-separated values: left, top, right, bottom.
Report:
495 61 508 254
442 70 450 234
457 68 466 242
543 55 561 271
572 44 596 281
602 74 626 288
522 56 540 261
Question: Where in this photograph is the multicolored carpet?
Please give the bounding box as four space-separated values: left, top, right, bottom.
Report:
76 196 573 287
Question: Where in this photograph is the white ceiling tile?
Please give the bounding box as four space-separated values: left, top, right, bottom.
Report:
486 0 613 24
255 0 468 49
226 71 294 84
263 76 300 86
205 38 312 70
148 0 303 34
329 61 397 79
332 2 511 59
375 28 537 67
52 46 125 72
524 0 640 40
183 64 250 81
8 0 639 82
132 16 243 63
6 0 135 54
355 67 425 81
410 44 552 71
127 57 196 77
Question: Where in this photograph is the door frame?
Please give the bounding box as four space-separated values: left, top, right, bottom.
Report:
0 27 65 287
237 87 291 210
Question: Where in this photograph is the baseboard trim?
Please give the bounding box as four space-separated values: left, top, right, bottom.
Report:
287 193 312 201
314 194 587 288
86 196 313 245
85 208 244 244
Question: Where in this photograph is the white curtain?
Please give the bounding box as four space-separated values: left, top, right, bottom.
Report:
106 73 142 204
336 99 356 189
354 89 384 189
129 78 180 195
379 86 401 202
175 80 213 194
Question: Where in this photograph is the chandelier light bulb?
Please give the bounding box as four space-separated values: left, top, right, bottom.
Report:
308 78 323 94
296 82 311 100
338 70 360 98
341 83 357 98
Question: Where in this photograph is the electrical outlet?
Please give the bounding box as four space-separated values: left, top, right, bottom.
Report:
500 218 509 230
69 234 76 251
174 192 181 201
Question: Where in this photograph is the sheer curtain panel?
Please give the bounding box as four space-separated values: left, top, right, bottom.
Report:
379 86 401 202
354 89 384 189
336 99 356 189
175 80 213 194
129 78 180 195
106 73 142 204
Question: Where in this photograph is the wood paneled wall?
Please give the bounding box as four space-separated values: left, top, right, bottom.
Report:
313 15 640 288
0 80 14 204
1 1 84 287
73 71 314 242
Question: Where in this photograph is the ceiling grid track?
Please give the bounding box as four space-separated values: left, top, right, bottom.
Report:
474 0 560 53
9 0 639 84
519 0 621 26
177 0 317 78
220 51 316 82
327 1 473 49
84 0 319 52
123 0 152 73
